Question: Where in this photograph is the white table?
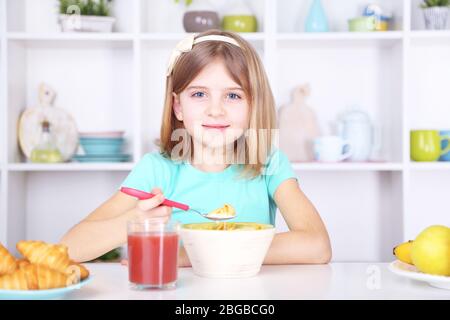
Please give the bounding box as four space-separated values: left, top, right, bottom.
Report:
67 263 450 300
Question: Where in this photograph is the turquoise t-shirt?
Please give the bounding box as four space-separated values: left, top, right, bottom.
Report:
120 149 297 226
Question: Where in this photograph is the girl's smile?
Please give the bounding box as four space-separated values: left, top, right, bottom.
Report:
201 124 231 131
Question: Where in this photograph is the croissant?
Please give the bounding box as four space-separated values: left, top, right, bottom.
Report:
68 260 89 281
17 259 30 269
0 243 17 275
16 241 71 274
0 264 68 290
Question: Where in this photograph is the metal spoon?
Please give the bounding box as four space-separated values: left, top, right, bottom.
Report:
120 187 235 221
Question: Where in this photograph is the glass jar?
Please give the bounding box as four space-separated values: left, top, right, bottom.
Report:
30 120 63 163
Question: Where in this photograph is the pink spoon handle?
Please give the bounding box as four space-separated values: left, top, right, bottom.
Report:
120 187 189 211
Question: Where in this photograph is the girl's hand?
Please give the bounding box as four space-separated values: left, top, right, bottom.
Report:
132 187 172 222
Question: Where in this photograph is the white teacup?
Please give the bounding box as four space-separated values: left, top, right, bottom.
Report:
314 136 353 162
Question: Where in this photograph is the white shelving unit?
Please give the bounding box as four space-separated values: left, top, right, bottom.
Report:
0 0 449 261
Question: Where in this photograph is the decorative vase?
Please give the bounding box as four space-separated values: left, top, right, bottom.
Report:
222 0 258 33
305 0 329 32
422 7 449 30
183 0 220 32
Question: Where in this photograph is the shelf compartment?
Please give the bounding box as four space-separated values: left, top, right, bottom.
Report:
6 0 137 33
405 171 450 240
407 42 450 129
6 171 128 245
410 0 450 32
6 39 135 163
277 0 405 33
281 171 403 261
141 0 266 33
275 41 404 163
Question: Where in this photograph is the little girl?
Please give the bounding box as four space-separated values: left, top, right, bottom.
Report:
61 30 331 266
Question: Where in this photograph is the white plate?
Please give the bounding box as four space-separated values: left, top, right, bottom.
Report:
0 277 92 300
388 260 450 290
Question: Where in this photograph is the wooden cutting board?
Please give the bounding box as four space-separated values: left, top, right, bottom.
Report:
18 83 79 162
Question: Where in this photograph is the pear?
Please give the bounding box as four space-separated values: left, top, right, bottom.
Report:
411 225 450 276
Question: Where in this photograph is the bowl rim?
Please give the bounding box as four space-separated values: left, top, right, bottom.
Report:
180 222 275 232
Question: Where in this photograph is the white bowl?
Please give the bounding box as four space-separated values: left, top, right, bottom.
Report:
180 222 275 278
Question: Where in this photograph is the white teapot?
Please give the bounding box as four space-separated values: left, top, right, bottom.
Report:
337 108 375 162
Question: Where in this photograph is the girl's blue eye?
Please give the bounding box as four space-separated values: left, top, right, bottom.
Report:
227 93 241 100
192 92 205 98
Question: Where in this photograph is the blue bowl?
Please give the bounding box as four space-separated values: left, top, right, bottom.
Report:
80 137 124 144
73 154 131 162
80 137 125 155
81 143 123 155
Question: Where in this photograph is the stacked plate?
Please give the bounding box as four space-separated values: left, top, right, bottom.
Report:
73 131 131 163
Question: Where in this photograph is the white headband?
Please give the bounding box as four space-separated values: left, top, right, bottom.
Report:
166 34 241 76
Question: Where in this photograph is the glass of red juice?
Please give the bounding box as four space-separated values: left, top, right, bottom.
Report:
127 218 180 289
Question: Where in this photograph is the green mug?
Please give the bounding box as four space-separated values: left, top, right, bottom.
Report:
410 130 450 162
348 16 376 32
222 15 258 33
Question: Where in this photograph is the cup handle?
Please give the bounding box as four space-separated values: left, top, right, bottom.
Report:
340 142 353 161
440 136 450 156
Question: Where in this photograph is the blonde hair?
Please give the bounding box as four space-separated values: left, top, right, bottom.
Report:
159 30 277 178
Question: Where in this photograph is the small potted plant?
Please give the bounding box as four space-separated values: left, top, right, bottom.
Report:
58 0 116 33
420 0 450 30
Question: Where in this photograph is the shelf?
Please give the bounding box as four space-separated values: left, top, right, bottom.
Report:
277 31 403 49
140 32 265 41
7 32 135 41
292 162 403 171
7 162 135 172
6 32 134 48
409 30 450 45
277 31 403 41
409 30 450 39
6 162 409 172
408 162 450 171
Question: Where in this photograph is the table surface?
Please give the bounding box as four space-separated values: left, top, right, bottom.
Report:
66 262 450 300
